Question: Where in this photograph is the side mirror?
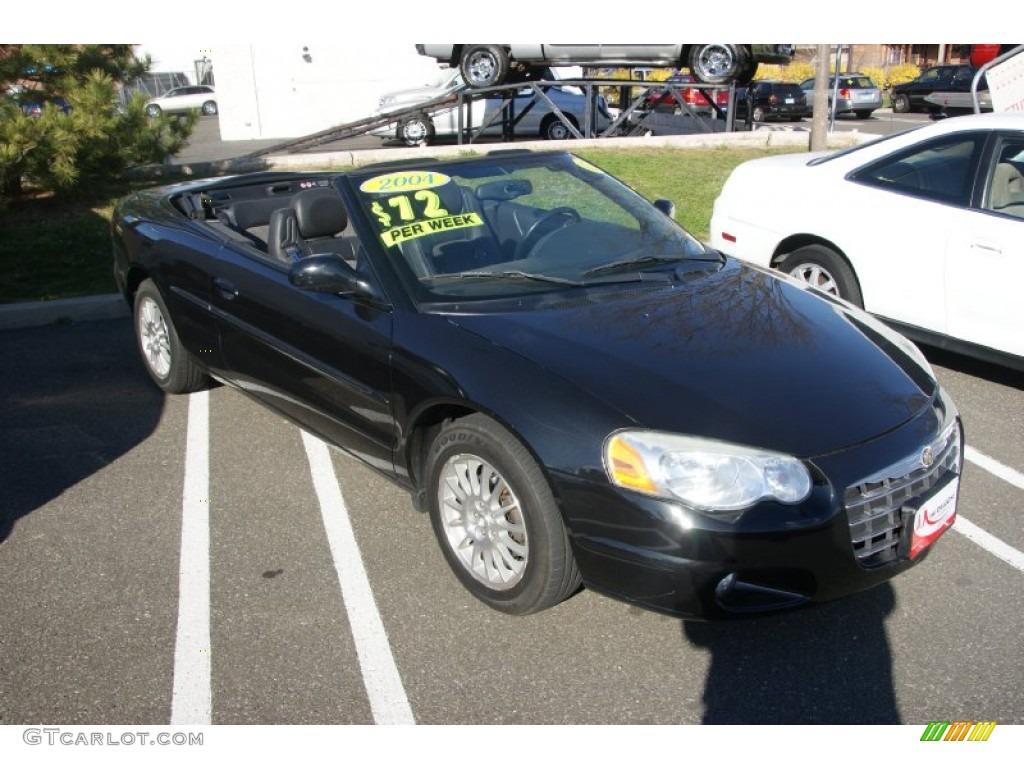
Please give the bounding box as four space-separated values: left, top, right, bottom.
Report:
289 254 375 298
653 199 676 219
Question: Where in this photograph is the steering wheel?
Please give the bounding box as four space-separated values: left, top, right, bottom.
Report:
513 207 581 261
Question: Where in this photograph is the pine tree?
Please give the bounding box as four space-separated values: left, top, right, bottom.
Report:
1 44 197 202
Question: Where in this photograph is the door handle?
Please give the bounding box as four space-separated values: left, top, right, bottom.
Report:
971 242 1002 256
214 278 238 300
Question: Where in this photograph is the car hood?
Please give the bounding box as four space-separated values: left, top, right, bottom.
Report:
447 261 935 458
378 84 457 113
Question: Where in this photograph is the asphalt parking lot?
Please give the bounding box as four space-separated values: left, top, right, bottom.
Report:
1 315 1022 730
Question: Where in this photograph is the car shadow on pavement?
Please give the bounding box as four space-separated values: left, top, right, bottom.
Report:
682 583 899 723
921 344 1024 391
0 318 164 543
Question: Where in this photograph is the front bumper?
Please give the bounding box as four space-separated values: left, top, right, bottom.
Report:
554 391 962 619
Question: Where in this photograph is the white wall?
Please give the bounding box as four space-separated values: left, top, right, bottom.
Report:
135 45 212 83
211 44 444 140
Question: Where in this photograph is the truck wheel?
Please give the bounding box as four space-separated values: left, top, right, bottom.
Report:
460 45 510 89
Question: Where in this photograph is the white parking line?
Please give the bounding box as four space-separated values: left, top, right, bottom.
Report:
953 515 1024 574
965 445 1024 491
171 390 212 725
301 431 415 725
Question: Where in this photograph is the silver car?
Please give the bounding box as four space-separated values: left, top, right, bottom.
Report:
373 69 613 146
799 73 882 119
145 85 217 118
416 44 795 88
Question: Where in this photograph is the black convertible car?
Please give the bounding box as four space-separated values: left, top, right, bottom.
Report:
112 150 963 619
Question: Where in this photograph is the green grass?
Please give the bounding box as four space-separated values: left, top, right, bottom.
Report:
0 145 804 304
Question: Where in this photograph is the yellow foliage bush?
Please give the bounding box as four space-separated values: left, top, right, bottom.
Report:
884 64 921 88
860 67 887 89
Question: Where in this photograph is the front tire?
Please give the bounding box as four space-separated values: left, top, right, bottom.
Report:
460 45 510 89
397 113 435 146
146 104 162 118
133 279 207 393
892 93 911 114
777 245 863 307
688 44 747 85
425 414 580 615
202 100 217 116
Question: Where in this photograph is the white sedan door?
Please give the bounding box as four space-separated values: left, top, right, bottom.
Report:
945 136 1024 358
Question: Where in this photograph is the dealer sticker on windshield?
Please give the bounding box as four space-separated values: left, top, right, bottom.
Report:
361 170 485 247
907 477 959 559
359 171 451 194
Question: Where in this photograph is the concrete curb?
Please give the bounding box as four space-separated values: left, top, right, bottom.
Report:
133 127 869 179
0 293 128 331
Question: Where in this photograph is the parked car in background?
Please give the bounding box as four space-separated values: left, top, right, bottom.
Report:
890 65 982 113
145 85 217 117
799 73 882 119
372 68 612 146
416 44 795 88
710 113 1024 371
732 81 810 122
112 149 962 619
20 96 72 117
642 74 730 116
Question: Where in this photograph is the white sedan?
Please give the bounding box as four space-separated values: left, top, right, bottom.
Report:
145 85 217 118
710 113 1024 370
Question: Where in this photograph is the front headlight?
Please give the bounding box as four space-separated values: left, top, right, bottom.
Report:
604 431 812 515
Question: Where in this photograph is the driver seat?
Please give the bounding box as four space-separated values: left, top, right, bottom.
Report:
407 182 501 274
268 188 356 265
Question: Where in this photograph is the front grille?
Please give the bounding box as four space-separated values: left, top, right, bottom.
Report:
845 423 961 567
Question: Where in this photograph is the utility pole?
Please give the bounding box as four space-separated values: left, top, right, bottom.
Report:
810 44 831 151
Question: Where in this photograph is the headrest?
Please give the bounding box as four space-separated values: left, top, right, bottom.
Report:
433 182 467 216
292 188 348 238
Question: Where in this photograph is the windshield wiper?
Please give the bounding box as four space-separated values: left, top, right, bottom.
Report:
422 270 584 286
582 254 687 277
583 252 724 278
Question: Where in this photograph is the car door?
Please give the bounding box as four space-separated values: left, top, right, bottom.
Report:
845 131 989 336
909 67 943 108
944 133 1024 358
208 243 397 472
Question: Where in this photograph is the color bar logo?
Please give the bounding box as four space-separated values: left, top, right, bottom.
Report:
921 721 997 741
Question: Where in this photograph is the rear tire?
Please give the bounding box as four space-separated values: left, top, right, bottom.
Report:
133 279 208 393
460 45 510 89
688 44 747 85
202 100 217 116
540 113 579 140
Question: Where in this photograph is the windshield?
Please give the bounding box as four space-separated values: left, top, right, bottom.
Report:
350 152 712 303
